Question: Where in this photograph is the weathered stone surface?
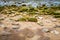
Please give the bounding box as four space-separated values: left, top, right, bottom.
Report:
0 14 60 40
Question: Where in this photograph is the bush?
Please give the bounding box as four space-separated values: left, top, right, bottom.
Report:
10 5 17 7
19 7 28 12
17 18 26 21
28 7 38 12
21 4 26 6
27 18 37 22
0 18 4 21
28 12 37 15
0 6 4 12
52 13 60 15
54 15 60 18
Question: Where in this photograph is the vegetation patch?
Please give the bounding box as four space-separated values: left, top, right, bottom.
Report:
17 18 26 21
54 15 60 18
27 18 37 22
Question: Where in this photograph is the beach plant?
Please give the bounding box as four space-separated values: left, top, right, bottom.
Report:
19 6 28 12
27 18 37 22
0 6 4 12
17 17 26 21
54 15 60 18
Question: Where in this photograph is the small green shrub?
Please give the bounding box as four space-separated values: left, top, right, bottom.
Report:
19 7 28 12
54 15 60 18
28 12 37 15
0 18 4 21
17 18 26 21
0 6 4 12
52 13 60 15
28 7 38 12
21 4 26 6
10 5 17 7
27 18 37 22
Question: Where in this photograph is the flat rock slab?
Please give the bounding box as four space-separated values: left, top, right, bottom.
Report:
0 15 60 40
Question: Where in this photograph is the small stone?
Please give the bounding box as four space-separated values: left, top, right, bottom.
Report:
52 19 57 22
12 23 20 29
55 25 60 28
37 21 44 26
0 31 11 36
38 17 43 20
51 30 59 35
38 36 50 40
0 24 5 28
12 26 20 29
45 20 51 23
42 28 50 33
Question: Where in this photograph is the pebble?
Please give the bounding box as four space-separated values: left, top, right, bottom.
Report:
51 30 59 35
55 25 60 28
52 19 57 22
12 25 20 29
42 28 50 33
45 20 51 23
37 21 44 26
38 17 43 20
0 24 5 28
0 31 11 35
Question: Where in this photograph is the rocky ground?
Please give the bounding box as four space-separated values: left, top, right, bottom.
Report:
0 13 60 40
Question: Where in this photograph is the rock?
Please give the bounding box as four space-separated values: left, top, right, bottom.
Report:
12 23 20 29
37 21 44 26
12 25 20 29
51 30 59 35
45 20 51 23
0 31 11 36
55 25 60 28
19 28 35 38
38 36 50 40
42 28 50 33
38 17 43 20
0 23 5 28
51 19 57 22
36 29 44 36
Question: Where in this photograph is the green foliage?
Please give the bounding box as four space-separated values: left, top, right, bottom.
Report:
17 18 26 21
17 17 37 22
28 11 37 15
0 4 60 19
27 18 37 22
0 18 4 21
0 6 4 12
54 15 60 18
52 13 60 15
21 4 26 6
10 5 17 7
28 7 38 12
19 7 28 12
